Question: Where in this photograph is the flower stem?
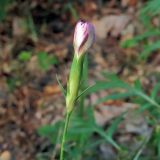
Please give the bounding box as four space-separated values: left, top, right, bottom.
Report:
60 112 71 160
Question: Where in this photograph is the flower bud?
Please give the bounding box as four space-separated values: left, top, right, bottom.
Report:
73 20 95 57
66 20 95 114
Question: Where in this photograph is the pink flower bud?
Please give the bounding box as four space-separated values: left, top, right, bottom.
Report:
73 20 95 57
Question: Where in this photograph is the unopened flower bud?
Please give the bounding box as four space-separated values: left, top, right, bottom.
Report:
66 20 95 114
73 20 95 57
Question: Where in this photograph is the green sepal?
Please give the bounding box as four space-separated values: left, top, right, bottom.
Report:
66 54 85 113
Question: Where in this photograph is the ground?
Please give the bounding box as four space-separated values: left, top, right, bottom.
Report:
0 0 160 160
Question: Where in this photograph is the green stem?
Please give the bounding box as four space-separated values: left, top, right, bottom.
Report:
60 112 71 160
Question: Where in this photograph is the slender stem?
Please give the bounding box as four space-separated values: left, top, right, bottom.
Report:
60 112 71 160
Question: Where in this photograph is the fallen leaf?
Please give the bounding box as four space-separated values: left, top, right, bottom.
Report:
0 151 11 160
93 14 131 39
43 84 61 95
99 144 116 160
94 102 137 126
121 0 137 7
12 17 28 37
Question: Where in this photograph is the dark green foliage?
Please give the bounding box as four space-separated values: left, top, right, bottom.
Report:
37 106 122 160
38 121 62 144
37 51 58 71
18 51 32 62
0 0 13 21
38 71 160 159
6 76 20 91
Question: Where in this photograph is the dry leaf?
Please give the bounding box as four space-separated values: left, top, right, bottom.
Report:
43 84 61 95
13 17 27 37
0 151 11 160
121 0 137 7
94 102 137 126
93 14 131 39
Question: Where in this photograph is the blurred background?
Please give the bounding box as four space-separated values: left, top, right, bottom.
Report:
0 0 160 160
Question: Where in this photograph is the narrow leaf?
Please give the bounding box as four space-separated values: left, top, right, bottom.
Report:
56 74 66 97
150 83 160 100
95 92 134 105
76 85 94 100
107 112 126 137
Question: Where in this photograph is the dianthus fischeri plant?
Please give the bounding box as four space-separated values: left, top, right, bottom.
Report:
60 20 95 160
